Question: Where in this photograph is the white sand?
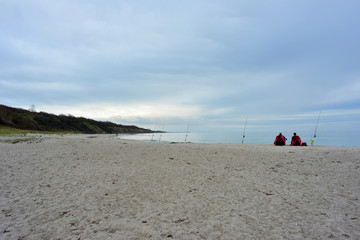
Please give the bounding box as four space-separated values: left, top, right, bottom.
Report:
1 134 359 239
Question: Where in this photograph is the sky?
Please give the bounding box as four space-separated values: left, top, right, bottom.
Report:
1 0 360 134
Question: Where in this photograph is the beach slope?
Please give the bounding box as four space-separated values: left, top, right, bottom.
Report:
1 134 359 239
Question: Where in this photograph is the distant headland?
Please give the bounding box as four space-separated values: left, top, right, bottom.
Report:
0 104 153 134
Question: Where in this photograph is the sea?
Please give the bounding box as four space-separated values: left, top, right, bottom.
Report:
116 129 360 147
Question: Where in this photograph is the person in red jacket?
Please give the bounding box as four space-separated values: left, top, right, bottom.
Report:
274 133 286 145
291 133 302 146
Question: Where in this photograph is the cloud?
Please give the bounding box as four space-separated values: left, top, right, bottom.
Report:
38 102 202 120
0 79 80 92
1 0 359 133
322 80 360 104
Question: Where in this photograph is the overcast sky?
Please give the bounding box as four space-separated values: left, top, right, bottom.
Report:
1 0 359 132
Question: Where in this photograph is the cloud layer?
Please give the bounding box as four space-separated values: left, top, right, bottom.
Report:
1 0 359 131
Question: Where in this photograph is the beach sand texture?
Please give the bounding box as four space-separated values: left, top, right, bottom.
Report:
1 134 359 239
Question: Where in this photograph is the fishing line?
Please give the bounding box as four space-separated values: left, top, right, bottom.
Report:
158 120 166 142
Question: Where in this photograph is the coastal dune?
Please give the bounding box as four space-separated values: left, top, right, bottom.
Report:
1 134 359 239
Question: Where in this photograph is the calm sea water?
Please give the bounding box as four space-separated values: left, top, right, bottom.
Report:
117 129 360 147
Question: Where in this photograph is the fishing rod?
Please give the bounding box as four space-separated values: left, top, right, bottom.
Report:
242 116 248 144
313 111 321 138
185 118 191 143
151 119 158 141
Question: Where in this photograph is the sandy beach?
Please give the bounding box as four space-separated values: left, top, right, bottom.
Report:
1 134 359 239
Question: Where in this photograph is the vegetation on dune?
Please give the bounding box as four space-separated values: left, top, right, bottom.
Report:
0 104 153 135
0 125 73 136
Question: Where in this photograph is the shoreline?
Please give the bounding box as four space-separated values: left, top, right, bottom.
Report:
1 134 359 239
116 131 360 147
2 132 359 147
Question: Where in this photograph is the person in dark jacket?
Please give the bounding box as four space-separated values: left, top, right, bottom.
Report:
291 133 302 146
274 133 286 145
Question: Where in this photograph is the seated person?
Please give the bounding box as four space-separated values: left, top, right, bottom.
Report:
291 133 302 146
274 133 286 146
